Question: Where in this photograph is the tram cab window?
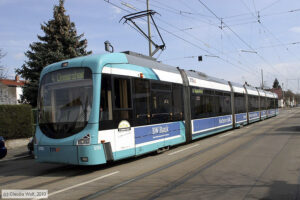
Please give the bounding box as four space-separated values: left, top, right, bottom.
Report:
100 75 113 130
151 82 172 124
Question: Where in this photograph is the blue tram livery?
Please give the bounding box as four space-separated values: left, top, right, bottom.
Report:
34 52 278 165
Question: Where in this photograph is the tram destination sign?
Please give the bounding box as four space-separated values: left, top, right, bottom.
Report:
50 68 85 83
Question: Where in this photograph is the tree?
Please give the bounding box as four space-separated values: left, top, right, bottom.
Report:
16 0 92 106
272 78 281 89
0 48 7 79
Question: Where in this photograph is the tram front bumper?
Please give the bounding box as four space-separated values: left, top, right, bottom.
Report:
34 144 107 165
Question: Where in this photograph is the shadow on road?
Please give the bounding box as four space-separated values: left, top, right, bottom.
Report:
246 180 300 200
275 126 300 133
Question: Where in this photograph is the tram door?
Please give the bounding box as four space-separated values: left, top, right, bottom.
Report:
113 76 135 159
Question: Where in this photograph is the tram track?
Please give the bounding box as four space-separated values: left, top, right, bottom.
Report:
0 111 291 200
145 115 293 200
79 113 289 200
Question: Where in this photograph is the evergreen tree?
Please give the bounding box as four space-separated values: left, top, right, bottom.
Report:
0 48 7 79
16 0 92 106
272 78 281 89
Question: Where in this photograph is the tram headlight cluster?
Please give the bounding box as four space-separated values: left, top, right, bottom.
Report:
77 134 90 145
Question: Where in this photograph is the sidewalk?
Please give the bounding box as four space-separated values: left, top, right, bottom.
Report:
4 145 30 160
2 138 31 160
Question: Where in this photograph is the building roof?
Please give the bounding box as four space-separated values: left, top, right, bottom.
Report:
269 88 283 99
0 78 25 87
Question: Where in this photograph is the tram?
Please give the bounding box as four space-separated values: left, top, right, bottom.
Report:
35 52 278 165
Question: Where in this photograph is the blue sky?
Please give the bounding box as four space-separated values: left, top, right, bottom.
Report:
1 0 300 92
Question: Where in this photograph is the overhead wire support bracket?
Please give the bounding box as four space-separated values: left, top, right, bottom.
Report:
120 10 166 57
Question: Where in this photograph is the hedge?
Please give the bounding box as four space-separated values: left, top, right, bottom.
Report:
0 104 34 139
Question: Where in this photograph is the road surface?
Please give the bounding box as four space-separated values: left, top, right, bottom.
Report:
1 108 300 200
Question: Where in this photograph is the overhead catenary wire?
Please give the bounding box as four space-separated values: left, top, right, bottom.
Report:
260 0 282 11
128 0 218 27
104 0 297 90
124 0 260 75
104 0 259 76
125 0 264 76
196 0 288 80
238 0 300 79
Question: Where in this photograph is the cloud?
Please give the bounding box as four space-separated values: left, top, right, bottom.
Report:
112 6 122 14
230 61 300 93
14 53 24 60
289 26 300 33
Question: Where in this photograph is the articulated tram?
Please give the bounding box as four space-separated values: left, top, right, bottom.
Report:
35 52 278 165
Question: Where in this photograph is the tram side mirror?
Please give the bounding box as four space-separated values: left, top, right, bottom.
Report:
104 41 114 53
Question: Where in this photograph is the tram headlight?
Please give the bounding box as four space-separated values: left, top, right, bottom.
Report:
77 134 90 145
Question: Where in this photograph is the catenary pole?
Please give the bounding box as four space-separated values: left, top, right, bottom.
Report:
147 0 152 56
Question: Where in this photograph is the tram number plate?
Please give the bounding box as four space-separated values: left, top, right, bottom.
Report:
49 147 60 152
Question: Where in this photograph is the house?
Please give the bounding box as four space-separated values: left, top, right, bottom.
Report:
269 88 284 108
269 88 296 108
0 75 25 104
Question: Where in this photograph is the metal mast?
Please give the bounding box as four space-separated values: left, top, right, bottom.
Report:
147 0 152 56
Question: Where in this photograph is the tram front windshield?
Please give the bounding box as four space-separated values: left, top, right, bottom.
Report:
38 68 93 139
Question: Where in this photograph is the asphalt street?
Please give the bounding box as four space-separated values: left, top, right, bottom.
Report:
1 108 300 200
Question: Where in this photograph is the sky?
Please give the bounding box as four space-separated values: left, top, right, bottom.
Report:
1 0 300 93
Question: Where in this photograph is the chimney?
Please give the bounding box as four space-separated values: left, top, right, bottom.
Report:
15 75 20 82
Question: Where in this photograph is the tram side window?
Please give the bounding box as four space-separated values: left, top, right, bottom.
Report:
207 95 214 117
99 74 113 130
191 93 201 119
234 93 246 114
133 78 150 126
249 95 257 112
214 93 221 116
253 95 259 112
260 97 264 110
99 75 133 130
256 96 260 111
223 92 232 115
190 87 204 119
268 98 273 109
214 91 231 116
113 77 133 124
151 82 172 124
203 89 214 117
264 97 268 109
172 84 184 121
248 95 254 112
191 88 217 119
